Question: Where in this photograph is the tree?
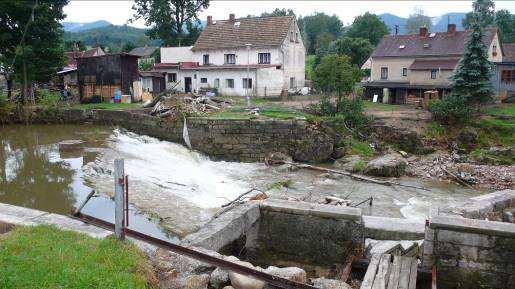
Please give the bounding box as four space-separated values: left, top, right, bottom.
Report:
494 9 514 43
405 7 432 34
345 12 389 46
261 8 295 17
298 13 343 55
132 0 209 46
0 0 68 101
451 18 494 107
121 42 136 53
313 54 361 98
463 0 495 28
328 37 374 67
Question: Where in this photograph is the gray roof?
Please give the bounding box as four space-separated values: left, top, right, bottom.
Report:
129 46 158 57
192 16 294 51
371 28 497 58
503 43 515 62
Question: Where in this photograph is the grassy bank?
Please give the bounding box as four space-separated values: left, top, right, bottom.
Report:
0 225 156 289
73 103 142 110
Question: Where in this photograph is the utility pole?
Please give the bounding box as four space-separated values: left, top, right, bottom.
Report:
245 43 252 107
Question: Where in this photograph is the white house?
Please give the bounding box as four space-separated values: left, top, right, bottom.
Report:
155 14 306 97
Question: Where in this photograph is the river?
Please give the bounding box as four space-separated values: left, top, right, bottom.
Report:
0 124 486 239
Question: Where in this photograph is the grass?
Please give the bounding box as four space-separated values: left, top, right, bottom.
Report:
0 225 156 289
352 160 367 173
208 106 310 120
484 103 515 117
347 138 375 157
363 101 404 111
73 102 142 110
475 117 515 147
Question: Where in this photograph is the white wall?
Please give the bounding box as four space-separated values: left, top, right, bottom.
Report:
280 19 306 90
161 46 195 63
192 47 281 66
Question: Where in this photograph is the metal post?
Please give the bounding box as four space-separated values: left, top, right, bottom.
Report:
114 159 125 239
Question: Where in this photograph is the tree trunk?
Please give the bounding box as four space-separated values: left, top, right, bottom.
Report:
22 60 27 104
6 73 12 101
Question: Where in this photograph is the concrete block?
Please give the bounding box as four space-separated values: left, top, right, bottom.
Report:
260 199 362 222
33 213 111 238
430 215 515 238
363 216 425 240
437 230 495 248
0 203 47 224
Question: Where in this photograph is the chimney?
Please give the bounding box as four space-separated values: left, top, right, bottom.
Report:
229 13 235 22
419 27 428 37
447 23 456 34
207 15 213 26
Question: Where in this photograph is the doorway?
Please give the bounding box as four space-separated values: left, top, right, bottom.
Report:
184 77 192 93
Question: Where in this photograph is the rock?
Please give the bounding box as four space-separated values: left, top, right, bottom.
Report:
228 260 265 289
364 154 406 177
456 128 478 150
223 287 235 289
266 152 292 163
293 128 334 163
264 266 306 283
331 147 345 159
310 277 352 289
334 155 365 173
185 274 210 289
210 267 230 289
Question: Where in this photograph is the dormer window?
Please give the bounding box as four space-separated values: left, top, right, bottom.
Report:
399 45 405 49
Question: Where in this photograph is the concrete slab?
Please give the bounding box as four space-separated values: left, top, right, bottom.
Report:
0 202 48 224
260 199 362 222
430 215 515 238
363 216 425 240
33 213 112 238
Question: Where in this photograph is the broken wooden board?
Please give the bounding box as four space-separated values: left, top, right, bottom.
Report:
361 254 418 289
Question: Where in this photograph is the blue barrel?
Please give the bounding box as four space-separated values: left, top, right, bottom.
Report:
114 90 121 103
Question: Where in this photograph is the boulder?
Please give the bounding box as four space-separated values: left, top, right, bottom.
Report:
223 287 235 289
210 267 230 289
334 155 365 173
264 266 306 283
228 260 265 289
185 274 210 289
310 277 352 289
364 154 406 177
331 147 346 159
456 128 478 150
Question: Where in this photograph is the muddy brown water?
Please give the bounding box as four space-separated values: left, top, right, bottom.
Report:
0 124 487 240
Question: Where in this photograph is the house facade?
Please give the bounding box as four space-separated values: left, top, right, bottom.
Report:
155 14 305 97
491 43 515 102
362 25 503 104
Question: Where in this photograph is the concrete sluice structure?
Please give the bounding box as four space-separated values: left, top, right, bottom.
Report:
1 190 514 289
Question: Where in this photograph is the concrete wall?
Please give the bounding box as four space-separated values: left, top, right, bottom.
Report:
370 57 413 82
422 215 515 289
160 46 195 63
252 199 364 267
410 69 454 86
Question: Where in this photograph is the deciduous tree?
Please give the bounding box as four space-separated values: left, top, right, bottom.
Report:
405 7 432 34
298 13 343 55
132 0 209 46
328 37 374 67
463 0 495 28
313 54 361 98
345 12 389 46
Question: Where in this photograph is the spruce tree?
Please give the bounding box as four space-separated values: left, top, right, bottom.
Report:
451 15 494 106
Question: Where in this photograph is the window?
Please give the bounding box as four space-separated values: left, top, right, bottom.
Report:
402 68 407 76
243 78 252 89
258 53 271 64
295 32 299 43
226 79 234 88
214 78 220 88
225 54 236 64
167 73 177 83
431 69 438 79
200 77 207 83
203 54 209 65
290 77 295 89
501 70 514 82
493 45 498 56
380 67 388 80
290 31 294 42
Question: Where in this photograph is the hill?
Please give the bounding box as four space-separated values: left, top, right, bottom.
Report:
379 12 467 35
63 24 160 52
62 20 111 32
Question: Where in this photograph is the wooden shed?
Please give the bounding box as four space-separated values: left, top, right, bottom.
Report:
77 53 140 103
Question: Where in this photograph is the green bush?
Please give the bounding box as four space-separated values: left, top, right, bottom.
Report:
0 92 14 122
36 88 61 107
428 94 472 125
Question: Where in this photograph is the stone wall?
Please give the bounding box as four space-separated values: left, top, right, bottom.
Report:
24 108 336 163
422 215 515 289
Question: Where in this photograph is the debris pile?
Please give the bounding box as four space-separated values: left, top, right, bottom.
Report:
406 153 513 190
144 91 232 119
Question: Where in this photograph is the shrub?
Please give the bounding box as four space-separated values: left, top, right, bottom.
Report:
428 94 472 125
0 92 14 123
36 88 61 107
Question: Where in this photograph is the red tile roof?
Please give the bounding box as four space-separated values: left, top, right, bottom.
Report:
372 28 497 58
154 62 180 69
192 15 294 51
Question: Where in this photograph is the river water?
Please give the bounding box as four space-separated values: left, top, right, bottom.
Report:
0 124 486 239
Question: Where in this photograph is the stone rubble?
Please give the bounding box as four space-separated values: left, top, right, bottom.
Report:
310 277 353 289
406 152 513 190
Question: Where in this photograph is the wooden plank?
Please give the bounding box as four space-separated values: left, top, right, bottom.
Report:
408 258 418 289
397 257 412 289
387 255 402 289
372 254 392 289
361 254 381 289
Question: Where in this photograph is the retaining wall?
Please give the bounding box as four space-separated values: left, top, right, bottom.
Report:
24 108 336 162
422 215 515 289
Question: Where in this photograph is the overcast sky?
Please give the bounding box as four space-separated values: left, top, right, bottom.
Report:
63 1 515 27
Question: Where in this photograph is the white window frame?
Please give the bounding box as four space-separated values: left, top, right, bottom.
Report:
225 54 236 64
226 79 234 88
258 53 271 64
381 67 388 80
431 69 438 79
243 78 252 89
200 77 208 84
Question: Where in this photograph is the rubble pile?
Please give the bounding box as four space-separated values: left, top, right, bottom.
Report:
145 92 232 119
406 152 514 190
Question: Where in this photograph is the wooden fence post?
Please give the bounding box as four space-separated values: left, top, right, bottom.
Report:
114 159 125 240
